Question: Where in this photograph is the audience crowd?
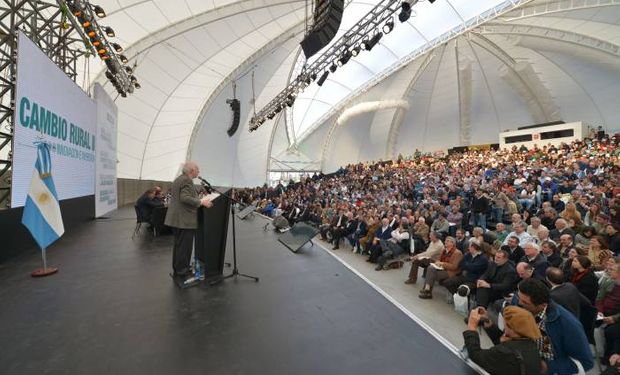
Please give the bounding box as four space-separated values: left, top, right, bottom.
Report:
238 132 620 374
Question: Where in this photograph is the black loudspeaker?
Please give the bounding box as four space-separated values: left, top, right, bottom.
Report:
226 99 240 137
300 0 345 59
278 222 320 253
237 204 256 220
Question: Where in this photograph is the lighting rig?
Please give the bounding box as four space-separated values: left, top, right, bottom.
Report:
60 0 139 97
249 0 425 132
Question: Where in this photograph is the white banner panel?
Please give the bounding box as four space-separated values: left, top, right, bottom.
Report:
12 31 96 207
94 83 118 217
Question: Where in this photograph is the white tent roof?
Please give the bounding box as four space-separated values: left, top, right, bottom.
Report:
85 0 620 185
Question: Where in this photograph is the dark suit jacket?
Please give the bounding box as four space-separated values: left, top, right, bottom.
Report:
573 270 599 305
480 261 518 295
502 245 525 265
520 253 549 279
374 226 392 241
550 283 583 318
136 194 163 222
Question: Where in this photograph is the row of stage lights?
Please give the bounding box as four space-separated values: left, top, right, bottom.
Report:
250 0 435 131
65 0 139 97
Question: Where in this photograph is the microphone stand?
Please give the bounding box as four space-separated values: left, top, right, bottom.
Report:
201 181 259 285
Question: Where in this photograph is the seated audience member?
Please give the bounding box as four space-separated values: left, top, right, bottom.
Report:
367 218 394 263
520 242 549 280
359 216 379 254
502 222 534 247
502 236 525 265
418 237 463 299
348 214 368 253
136 188 164 224
454 228 469 252
323 209 348 248
413 216 430 245
471 227 493 258
430 213 450 239
597 257 619 307
597 258 620 318
549 218 575 242
594 213 610 235
545 267 583 318
375 218 411 270
598 259 620 364
331 212 355 249
514 279 594 374
493 222 509 244
516 262 535 282
534 227 554 246
443 241 489 295
570 255 599 305
557 233 577 258
575 226 596 249
463 306 542 375
587 235 615 271
404 231 444 284
475 249 517 308
606 223 620 255
540 241 562 268
527 217 547 242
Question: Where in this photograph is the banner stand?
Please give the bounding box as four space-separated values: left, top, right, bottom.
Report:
31 247 58 277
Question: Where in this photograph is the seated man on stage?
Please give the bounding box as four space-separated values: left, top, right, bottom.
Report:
136 188 165 226
164 161 213 280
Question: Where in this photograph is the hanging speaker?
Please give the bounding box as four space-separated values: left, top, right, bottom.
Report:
226 99 240 137
300 0 345 59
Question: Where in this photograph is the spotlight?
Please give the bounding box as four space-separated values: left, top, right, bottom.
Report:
105 71 114 80
82 20 91 28
329 63 337 73
85 26 96 38
119 54 128 64
310 72 317 81
317 71 329 86
101 54 110 60
304 75 311 85
104 26 115 37
111 43 123 52
428 0 435 3
363 32 383 51
399 1 412 23
93 5 106 18
338 50 352 66
97 47 107 55
129 75 137 83
134 82 141 89
90 36 101 47
383 19 394 34
125 66 133 74
351 45 361 57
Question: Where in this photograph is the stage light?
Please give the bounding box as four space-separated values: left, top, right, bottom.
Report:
98 47 107 55
329 63 337 73
399 1 412 23
382 19 394 34
104 26 115 37
317 71 329 86
129 75 137 83
304 75 311 85
93 5 106 18
134 82 141 89
111 43 123 52
85 26 96 38
105 71 114 80
428 0 435 3
119 54 128 64
363 32 383 51
101 54 110 60
82 20 91 28
337 49 352 66
310 73 317 81
351 45 361 57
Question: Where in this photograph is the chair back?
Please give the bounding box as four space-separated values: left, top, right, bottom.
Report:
134 205 146 223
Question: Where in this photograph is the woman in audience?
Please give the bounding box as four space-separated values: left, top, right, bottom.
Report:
575 226 596 249
584 203 602 226
560 202 582 224
570 255 600 304
587 236 615 271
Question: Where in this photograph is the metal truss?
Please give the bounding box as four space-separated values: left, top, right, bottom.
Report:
478 23 620 57
304 0 535 149
249 0 403 131
502 0 620 21
0 0 87 209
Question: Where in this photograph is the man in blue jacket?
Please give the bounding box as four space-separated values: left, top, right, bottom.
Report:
516 278 594 374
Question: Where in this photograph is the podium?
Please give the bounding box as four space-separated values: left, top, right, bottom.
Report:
195 189 231 280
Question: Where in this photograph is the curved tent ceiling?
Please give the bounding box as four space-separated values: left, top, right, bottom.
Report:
86 0 620 184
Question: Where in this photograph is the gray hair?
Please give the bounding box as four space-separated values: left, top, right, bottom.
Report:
182 161 197 176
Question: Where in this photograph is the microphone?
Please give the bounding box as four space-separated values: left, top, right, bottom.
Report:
197 176 213 193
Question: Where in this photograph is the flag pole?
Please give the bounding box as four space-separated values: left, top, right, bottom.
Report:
31 247 58 277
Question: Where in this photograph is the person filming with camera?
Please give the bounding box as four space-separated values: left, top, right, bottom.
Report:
463 306 543 375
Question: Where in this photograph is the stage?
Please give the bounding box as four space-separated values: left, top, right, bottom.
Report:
0 207 476 374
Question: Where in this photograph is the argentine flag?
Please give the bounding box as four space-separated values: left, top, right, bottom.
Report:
21 143 65 249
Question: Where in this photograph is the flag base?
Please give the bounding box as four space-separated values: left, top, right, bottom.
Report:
31 267 59 277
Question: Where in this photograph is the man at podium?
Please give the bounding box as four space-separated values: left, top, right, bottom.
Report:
165 161 213 280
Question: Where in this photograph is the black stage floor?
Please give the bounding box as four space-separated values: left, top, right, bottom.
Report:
0 207 475 374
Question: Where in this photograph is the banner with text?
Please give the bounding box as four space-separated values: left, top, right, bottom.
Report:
94 84 118 217
12 31 96 207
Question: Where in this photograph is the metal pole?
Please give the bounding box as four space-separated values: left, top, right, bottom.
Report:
41 247 47 271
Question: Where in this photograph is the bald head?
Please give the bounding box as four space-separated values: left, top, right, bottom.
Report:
545 267 564 286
